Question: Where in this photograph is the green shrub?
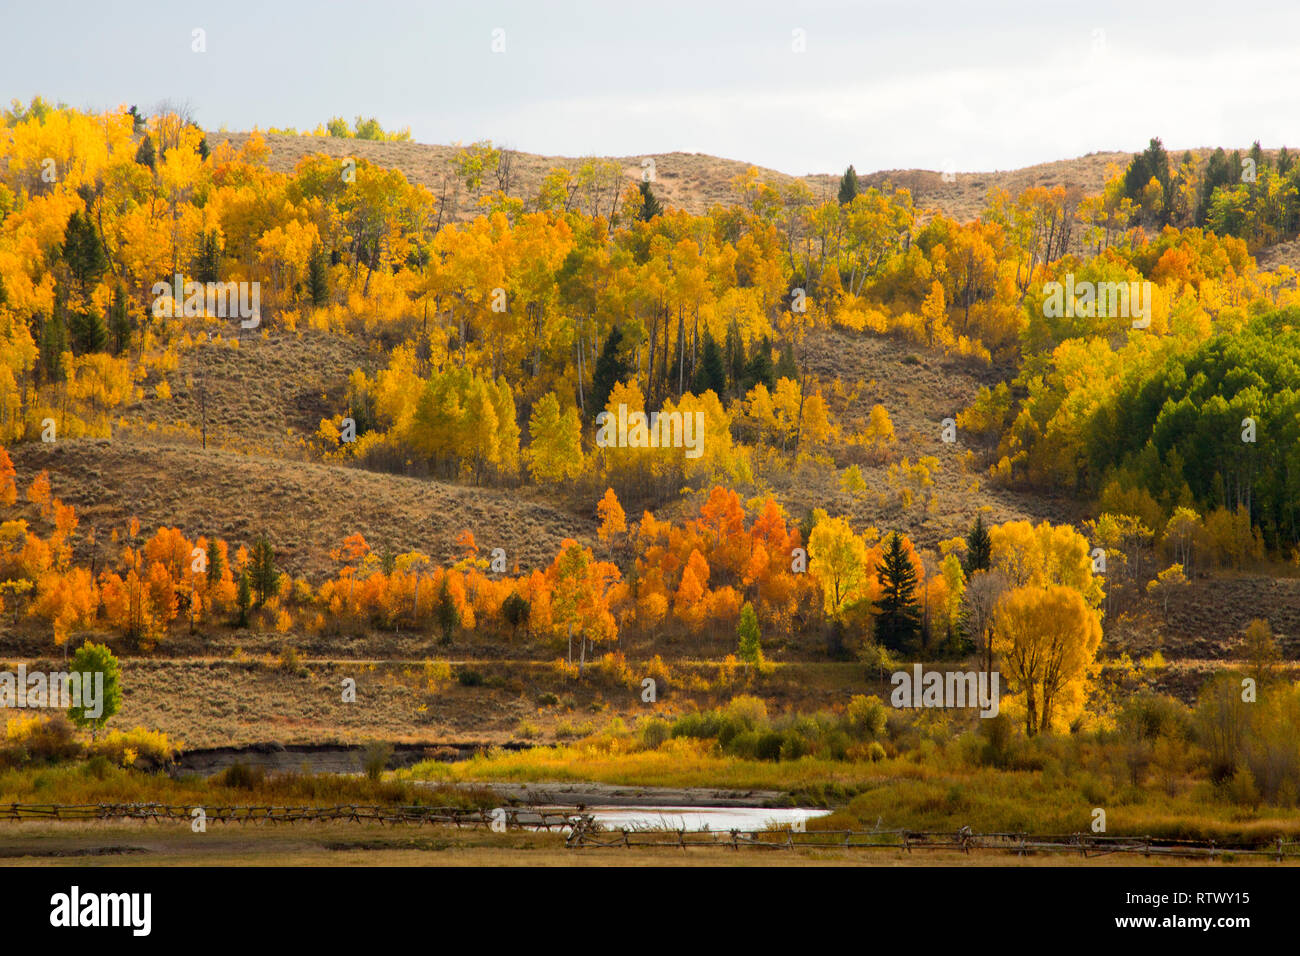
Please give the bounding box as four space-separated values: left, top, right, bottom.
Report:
1224 766 1261 808
755 731 785 761
823 729 852 761
363 741 393 780
640 719 670 750
779 731 811 761
846 694 888 739
723 694 768 729
218 762 265 790
978 712 1015 768
1120 691 1191 741
725 730 762 760
457 669 485 687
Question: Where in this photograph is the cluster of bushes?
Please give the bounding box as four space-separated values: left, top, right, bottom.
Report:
0 714 177 770
614 670 1300 810
639 694 890 763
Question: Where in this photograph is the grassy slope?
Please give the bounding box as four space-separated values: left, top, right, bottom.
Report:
213 130 1129 224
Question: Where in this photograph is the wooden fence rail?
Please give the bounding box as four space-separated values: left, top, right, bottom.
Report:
565 823 1300 861
0 803 590 830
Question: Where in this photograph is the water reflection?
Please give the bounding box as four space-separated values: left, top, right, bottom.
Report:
572 805 831 832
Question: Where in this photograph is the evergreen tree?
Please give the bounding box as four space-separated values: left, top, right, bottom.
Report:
873 532 921 652
127 105 145 135
308 243 330 306
435 576 459 645
590 324 631 417
205 538 225 588
502 591 530 638
1278 146 1294 177
192 230 221 284
108 285 131 355
134 134 156 171
1123 137 1172 215
61 210 107 288
638 180 663 221
68 309 107 354
40 310 66 384
1248 140 1265 176
693 330 726 396
965 514 991 574
775 340 798 381
249 535 277 607
235 569 251 627
198 135 210 161
737 601 762 664
724 318 746 394
838 164 859 205
1197 148 1233 227
741 336 775 392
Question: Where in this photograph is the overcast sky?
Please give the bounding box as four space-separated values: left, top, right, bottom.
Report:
3 0 1297 175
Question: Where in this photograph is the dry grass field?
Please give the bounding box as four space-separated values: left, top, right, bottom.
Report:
7 437 590 582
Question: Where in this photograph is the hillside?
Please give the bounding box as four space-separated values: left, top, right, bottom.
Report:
212 131 1128 222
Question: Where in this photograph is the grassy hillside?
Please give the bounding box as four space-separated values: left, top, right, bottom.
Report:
213 130 1128 222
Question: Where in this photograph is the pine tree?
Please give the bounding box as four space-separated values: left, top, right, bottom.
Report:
1249 140 1265 176
838 164 859 205
1278 146 1294 177
873 533 921 652
235 569 251 627
134 135 156 171
69 309 107 354
724 319 745 395
40 311 66 384
308 243 330 306
1123 137 1172 221
198 135 210 161
1198 148 1233 226
590 325 631 417
62 210 107 288
965 514 991 574
693 330 726 396
502 591 530 638
193 230 221 284
435 576 459 645
742 336 775 392
775 340 798 381
206 538 225 587
737 601 762 664
639 180 663 221
108 285 131 355
249 535 277 607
